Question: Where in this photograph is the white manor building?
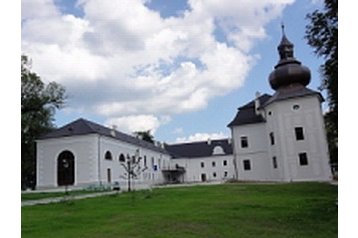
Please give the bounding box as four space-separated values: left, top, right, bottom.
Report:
36 31 332 190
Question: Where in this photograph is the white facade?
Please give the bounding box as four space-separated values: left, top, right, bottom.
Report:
230 94 331 182
37 133 171 190
171 155 235 183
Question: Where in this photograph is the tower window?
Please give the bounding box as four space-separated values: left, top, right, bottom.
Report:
269 132 275 145
213 172 217 178
293 104 300 110
201 162 205 168
295 127 305 140
243 160 251 171
241 136 248 148
272 156 278 169
299 153 308 166
223 160 227 166
212 161 216 167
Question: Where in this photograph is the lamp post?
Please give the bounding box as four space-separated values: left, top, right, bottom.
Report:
62 158 69 195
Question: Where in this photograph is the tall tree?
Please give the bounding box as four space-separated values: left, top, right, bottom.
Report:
133 130 155 144
21 55 66 189
305 0 338 164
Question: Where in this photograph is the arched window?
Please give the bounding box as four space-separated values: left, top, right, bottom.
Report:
119 153 125 162
105 151 113 160
57 150 75 186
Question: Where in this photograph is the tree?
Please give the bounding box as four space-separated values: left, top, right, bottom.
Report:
21 55 66 189
133 130 155 144
119 149 147 192
305 0 338 164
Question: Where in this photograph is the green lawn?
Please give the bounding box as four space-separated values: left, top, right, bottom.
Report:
21 182 337 238
21 189 108 201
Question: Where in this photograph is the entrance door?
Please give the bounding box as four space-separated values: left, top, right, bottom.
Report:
201 173 206 182
57 150 75 186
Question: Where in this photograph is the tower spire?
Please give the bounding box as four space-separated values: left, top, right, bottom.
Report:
277 23 294 60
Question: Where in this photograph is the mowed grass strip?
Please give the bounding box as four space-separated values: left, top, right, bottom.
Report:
21 182 337 238
21 189 108 201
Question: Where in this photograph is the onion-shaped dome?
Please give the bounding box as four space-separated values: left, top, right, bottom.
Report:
269 25 311 90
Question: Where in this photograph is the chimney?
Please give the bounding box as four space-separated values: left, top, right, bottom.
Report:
254 91 261 115
207 138 211 145
110 125 117 137
228 137 232 144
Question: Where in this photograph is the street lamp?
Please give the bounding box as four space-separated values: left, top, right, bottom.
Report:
62 158 69 195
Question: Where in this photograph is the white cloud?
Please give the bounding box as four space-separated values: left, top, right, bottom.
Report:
175 132 228 143
22 0 294 131
105 114 170 134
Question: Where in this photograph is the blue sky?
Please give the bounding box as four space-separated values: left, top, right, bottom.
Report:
21 0 325 144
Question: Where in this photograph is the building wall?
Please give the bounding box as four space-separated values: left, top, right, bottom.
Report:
36 134 99 189
264 95 331 181
231 123 271 181
36 134 171 190
171 155 235 183
98 135 171 190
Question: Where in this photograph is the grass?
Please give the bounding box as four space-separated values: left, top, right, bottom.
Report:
21 189 109 201
21 182 337 238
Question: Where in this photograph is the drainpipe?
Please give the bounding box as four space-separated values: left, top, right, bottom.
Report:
98 134 102 186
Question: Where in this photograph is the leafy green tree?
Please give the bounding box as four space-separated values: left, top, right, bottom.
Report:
305 0 338 164
21 55 66 189
133 130 155 144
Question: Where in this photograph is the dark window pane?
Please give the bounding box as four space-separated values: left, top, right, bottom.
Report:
272 156 277 169
269 132 275 145
295 127 304 140
105 151 113 160
243 160 251 170
241 136 248 148
299 153 308 166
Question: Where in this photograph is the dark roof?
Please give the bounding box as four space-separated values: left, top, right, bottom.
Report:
165 139 233 159
38 118 169 154
227 94 271 127
263 85 323 107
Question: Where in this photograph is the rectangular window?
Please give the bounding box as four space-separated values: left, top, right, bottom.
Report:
201 162 205 168
144 156 147 167
151 157 154 168
212 161 216 167
241 136 248 148
107 168 111 183
243 160 251 171
269 132 275 145
295 127 305 140
299 153 308 166
272 156 277 169
223 160 227 166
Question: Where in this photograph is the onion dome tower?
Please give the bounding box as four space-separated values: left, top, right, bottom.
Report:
269 24 311 90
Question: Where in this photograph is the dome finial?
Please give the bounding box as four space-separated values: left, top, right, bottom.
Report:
278 23 294 60
281 22 285 36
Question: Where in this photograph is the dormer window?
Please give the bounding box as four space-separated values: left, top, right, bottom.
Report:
212 146 225 155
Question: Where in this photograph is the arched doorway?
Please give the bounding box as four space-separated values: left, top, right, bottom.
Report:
57 150 75 186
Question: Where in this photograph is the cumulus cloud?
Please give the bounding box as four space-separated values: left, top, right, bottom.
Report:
22 0 294 132
105 114 170 134
175 132 228 143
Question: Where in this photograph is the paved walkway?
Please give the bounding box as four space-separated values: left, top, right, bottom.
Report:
21 191 120 207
